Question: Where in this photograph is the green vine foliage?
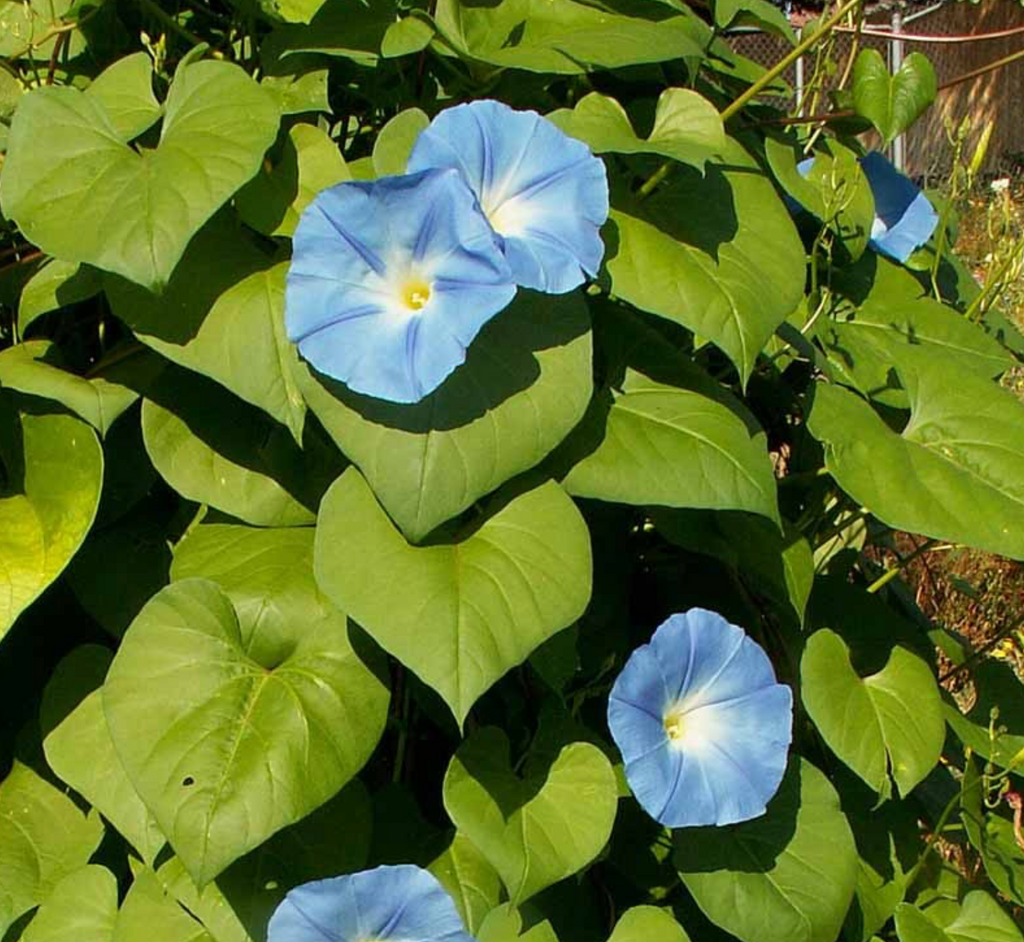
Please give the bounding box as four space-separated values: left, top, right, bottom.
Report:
0 1 1023 940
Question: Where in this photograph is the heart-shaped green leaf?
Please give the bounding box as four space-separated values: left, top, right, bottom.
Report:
42 646 166 866
606 138 805 384
103 576 389 886
443 727 617 903
675 758 858 942
852 49 936 147
22 864 217 942
562 371 780 525
0 762 105 929
107 217 307 444
315 469 592 726
0 341 137 436
236 123 349 238
84 52 162 142
19 865 118 942
0 59 279 291
548 90 725 172
894 891 1023 942
427 832 503 934
155 780 372 942
807 357 1024 561
801 629 944 798
433 0 704 73
609 907 692 942
0 399 103 642
296 291 592 542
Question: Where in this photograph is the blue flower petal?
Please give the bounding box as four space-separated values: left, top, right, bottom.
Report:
267 865 475 942
860 151 939 262
407 100 609 294
607 609 793 828
286 168 516 404
792 151 938 264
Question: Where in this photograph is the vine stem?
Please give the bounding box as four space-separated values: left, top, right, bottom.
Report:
866 539 940 594
903 769 978 890
135 0 205 48
637 0 863 199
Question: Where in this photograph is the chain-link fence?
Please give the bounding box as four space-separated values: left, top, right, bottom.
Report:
725 0 1024 180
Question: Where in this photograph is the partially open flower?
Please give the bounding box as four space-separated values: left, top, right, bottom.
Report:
286 168 516 404
859 151 939 263
608 609 793 828
267 865 476 942
407 99 609 294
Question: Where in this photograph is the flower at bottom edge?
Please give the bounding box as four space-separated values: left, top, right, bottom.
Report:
267 864 477 942
608 608 793 828
286 168 517 404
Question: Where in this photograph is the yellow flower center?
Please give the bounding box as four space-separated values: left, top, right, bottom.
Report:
664 708 686 742
400 277 432 311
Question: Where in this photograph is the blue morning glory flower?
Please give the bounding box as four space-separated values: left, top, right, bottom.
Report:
267 865 476 942
407 100 609 294
859 151 939 263
607 609 793 828
286 168 517 404
794 151 938 263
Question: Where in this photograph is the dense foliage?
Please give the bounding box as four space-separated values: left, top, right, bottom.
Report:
1 1 1023 941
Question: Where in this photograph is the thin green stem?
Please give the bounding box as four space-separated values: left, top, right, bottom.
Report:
638 0 863 199
904 773 976 889
866 539 939 594
135 0 205 48
720 0 863 123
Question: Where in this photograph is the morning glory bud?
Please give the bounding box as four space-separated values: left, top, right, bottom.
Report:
608 609 793 828
794 150 938 264
859 151 939 263
267 864 477 942
286 168 517 404
407 99 609 294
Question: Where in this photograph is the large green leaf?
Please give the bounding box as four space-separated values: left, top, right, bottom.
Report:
140 365 320 528
562 370 779 524
606 138 805 383
236 123 349 238
443 727 617 903
548 90 725 171
18 259 102 334
819 255 1014 408
434 0 704 73
155 781 372 942
0 401 103 641
806 361 1024 561
427 832 503 934
261 0 397 65
41 646 165 866
315 469 591 726
20 865 215 942
0 341 137 436
478 904 558 942
894 891 1023 942
85 52 162 142
0 762 105 929
801 629 944 798
852 49 936 147
19 865 117 942
105 216 305 442
372 108 429 177
0 59 279 291
103 577 388 886
652 510 812 625
608 906 692 942
296 290 592 542
675 758 858 942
